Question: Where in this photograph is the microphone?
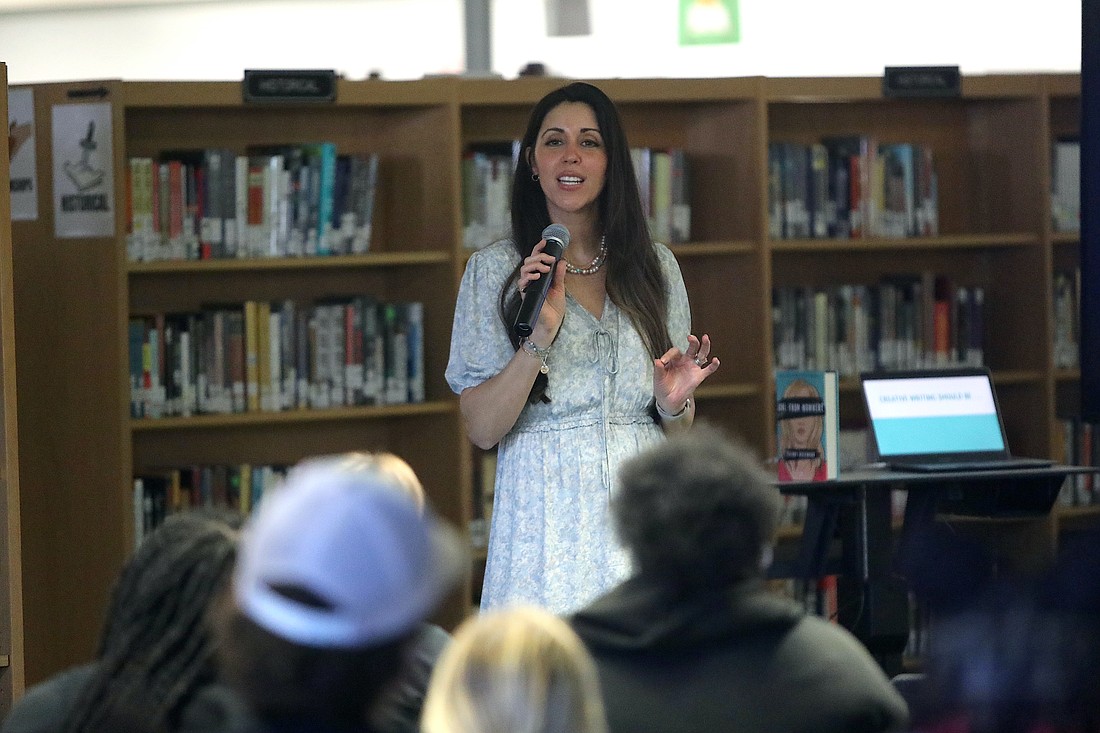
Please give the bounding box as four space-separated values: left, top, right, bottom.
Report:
513 224 570 338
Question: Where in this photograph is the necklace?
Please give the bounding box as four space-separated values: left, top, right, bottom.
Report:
565 235 607 275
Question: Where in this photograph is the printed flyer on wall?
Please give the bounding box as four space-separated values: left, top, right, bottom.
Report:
51 102 115 239
8 87 38 222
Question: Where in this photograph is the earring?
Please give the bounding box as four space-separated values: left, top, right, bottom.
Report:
531 173 540 182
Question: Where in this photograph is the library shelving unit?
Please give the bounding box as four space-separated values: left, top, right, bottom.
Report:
1043 73 1097 539
0 61 27 714
6 72 1092 685
9 78 470 684
765 73 1094 560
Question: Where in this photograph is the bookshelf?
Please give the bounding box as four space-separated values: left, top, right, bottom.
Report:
9 78 470 685
5 72 1093 686
0 61 27 714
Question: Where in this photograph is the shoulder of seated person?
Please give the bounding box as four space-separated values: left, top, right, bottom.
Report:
178 683 264 733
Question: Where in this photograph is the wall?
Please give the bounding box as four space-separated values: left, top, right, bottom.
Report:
0 0 1084 85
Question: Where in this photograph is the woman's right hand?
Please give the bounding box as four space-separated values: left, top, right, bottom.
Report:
518 238 567 344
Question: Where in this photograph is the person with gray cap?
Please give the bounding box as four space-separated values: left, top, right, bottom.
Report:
206 455 465 733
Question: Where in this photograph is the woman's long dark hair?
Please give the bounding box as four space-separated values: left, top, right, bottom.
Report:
500 81 672 403
60 508 241 733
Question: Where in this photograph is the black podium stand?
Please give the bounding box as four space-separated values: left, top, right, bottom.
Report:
773 465 1089 675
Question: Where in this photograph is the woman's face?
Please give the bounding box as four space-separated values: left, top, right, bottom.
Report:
529 101 607 225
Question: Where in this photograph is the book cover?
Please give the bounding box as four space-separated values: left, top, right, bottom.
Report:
775 369 839 481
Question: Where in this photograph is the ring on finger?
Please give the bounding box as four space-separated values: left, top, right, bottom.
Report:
693 356 707 367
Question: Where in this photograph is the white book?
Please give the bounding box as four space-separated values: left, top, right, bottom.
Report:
133 479 146 550
233 155 249 258
179 329 195 417
266 308 282 412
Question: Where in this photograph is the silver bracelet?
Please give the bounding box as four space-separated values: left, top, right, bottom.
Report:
521 338 551 374
656 397 691 420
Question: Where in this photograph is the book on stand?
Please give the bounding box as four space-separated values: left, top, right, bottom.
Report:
775 369 839 482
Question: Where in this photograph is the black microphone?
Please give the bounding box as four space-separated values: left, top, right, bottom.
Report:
513 224 570 338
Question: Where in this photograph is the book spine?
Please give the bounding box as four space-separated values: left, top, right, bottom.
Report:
243 300 261 411
405 301 425 403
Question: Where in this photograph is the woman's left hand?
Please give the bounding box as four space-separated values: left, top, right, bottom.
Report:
653 334 720 415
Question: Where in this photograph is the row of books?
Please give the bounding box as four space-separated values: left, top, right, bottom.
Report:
772 275 985 376
632 147 691 245
132 463 287 546
768 138 939 240
461 144 691 249
126 145 380 262
461 144 518 251
1053 268 1080 369
1055 418 1100 507
1051 138 1080 234
129 296 424 420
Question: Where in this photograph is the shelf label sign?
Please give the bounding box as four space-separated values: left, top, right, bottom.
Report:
243 70 337 103
51 102 115 239
8 87 38 222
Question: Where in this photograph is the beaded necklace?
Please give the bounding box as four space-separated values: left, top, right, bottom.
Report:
565 235 607 275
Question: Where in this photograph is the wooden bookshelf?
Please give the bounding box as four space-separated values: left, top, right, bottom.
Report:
0 61 27 714
5 73 1094 688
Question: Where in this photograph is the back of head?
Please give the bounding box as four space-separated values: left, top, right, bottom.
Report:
613 422 781 588
421 606 608 733
334 450 426 514
218 455 463 726
64 508 241 733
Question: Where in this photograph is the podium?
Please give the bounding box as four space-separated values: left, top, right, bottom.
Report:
773 465 1090 675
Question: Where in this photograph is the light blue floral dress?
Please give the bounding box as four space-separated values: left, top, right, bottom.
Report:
446 239 692 614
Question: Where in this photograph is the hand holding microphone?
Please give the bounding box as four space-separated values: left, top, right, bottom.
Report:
513 224 570 338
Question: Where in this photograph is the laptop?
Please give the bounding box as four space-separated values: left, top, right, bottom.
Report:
859 367 1053 473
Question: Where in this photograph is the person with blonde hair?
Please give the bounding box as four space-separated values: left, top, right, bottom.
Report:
421 606 608 733
335 451 425 513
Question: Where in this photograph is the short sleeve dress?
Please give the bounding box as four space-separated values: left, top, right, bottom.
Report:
446 239 692 614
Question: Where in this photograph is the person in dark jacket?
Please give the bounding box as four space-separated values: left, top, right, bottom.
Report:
1 508 242 733
569 422 909 733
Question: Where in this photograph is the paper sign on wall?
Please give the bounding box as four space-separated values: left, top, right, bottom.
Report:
8 87 38 222
51 102 115 238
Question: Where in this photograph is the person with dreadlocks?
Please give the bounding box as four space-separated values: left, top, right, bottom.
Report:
1 508 242 733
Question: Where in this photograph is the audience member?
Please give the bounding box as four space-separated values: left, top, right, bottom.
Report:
332 451 453 733
212 454 464 733
569 423 909 733
905 529 1100 733
421 605 607 733
1 508 241 733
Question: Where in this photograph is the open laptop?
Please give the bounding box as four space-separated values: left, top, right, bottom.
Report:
859 367 1053 473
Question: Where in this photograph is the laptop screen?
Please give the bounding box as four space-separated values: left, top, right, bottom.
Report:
861 370 1007 458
